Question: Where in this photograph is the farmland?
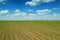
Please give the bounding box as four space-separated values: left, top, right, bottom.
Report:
0 20 60 40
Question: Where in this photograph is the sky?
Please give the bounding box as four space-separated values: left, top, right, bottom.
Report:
0 0 60 20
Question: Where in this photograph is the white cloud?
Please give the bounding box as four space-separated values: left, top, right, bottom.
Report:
36 9 51 15
0 9 60 20
14 9 20 13
0 0 4 2
21 12 27 16
43 0 55 3
0 10 9 15
28 13 36 17
25 0 55 6
12 13 20 17
0 0 7 4
53 13 59 17
11 10 27 17
28 9 33 12
24 13 38 20
25 2 37 6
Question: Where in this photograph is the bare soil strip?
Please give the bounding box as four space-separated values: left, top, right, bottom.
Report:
22 26 57 40
0 21 60 40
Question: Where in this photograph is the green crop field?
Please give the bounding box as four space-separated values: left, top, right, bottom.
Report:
0 20 60 40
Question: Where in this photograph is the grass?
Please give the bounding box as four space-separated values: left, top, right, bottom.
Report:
0 20 60 40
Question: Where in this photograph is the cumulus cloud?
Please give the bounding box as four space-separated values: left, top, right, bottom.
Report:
28 9 33 12
53 13 59 17
14 9 20 13
0 9 60 20
13 12 26 17
5 9 27 18
12 13 20 17
0 10 9 15
0 0 7 4
25 0 55 6
36 9 51 15
28 13 36 18
0 0 5 2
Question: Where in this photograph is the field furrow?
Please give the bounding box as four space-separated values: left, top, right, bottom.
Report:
0 21 60 40
22 27 57 40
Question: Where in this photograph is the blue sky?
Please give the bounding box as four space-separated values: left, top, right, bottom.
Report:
0 0 60 20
